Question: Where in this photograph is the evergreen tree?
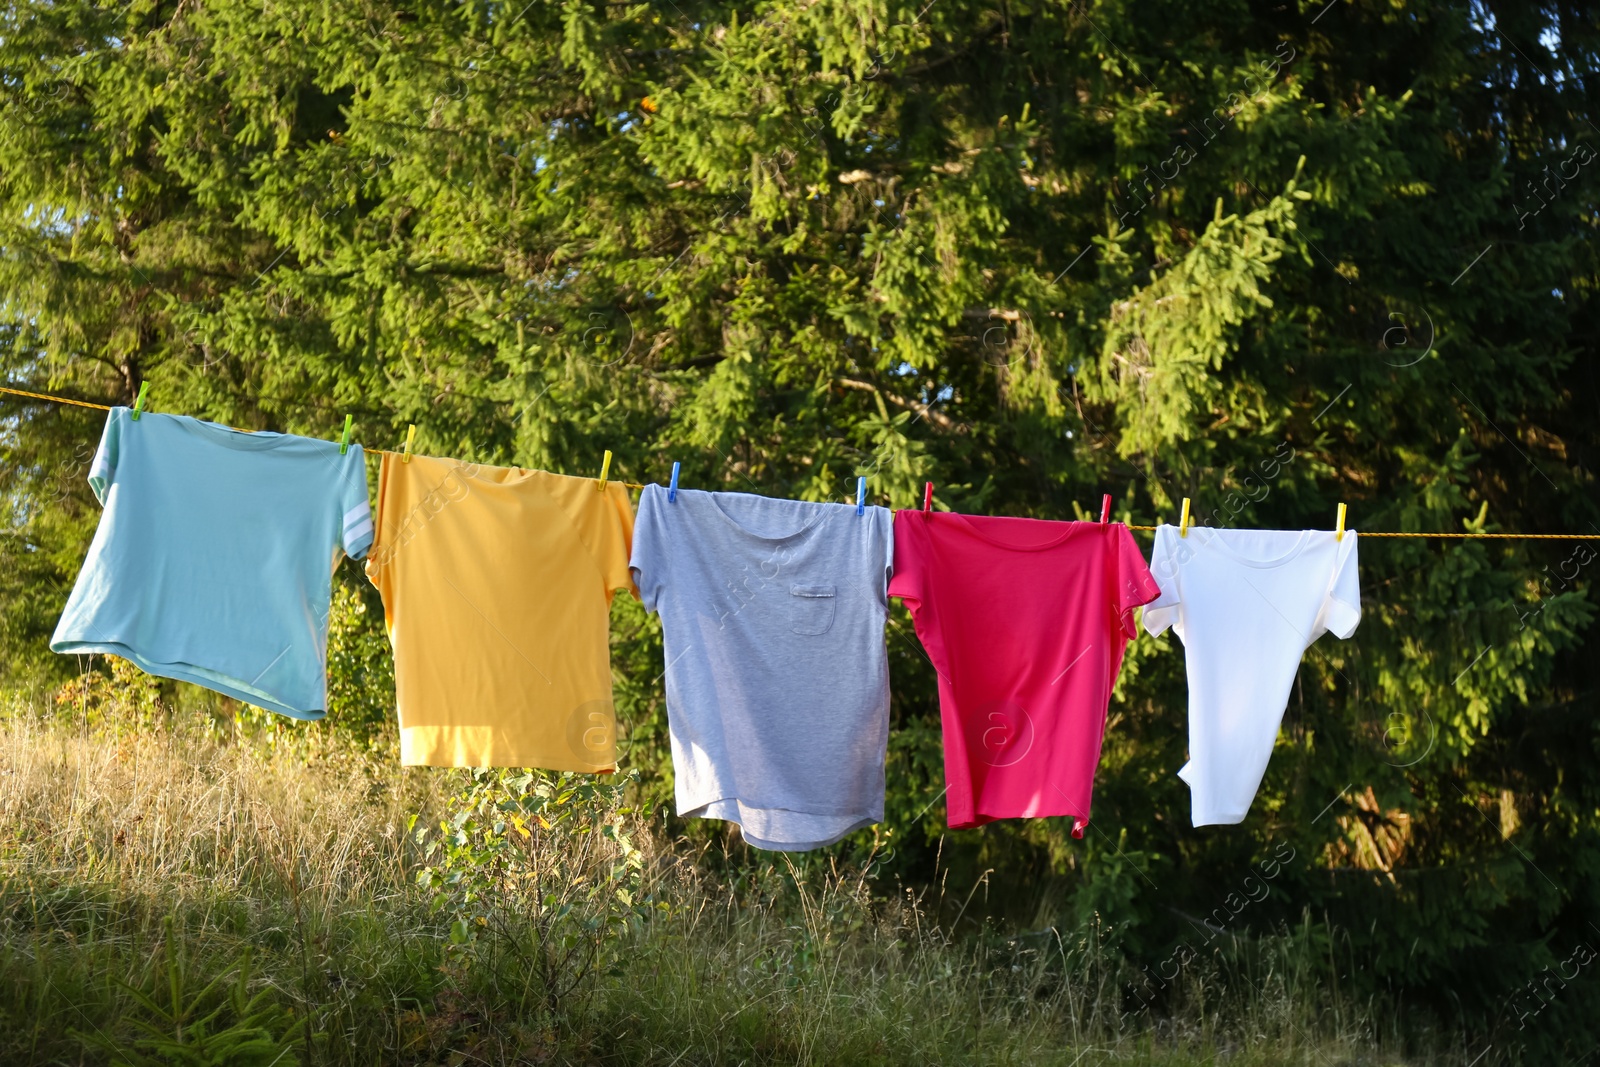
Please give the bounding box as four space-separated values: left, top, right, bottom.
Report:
3 0 1598 1055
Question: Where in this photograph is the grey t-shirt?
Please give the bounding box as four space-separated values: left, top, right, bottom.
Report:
630 483 894 851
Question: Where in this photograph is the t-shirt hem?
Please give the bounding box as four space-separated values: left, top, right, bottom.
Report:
50 639 324 721
398 732 617 772
949 807 1092 831
739 815 880 852
679 797 882 851
1192 809 1250 827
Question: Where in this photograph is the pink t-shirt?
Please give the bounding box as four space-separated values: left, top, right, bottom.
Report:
888 511 1160 836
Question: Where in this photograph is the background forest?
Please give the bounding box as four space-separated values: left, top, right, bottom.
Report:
3 0 1599 1063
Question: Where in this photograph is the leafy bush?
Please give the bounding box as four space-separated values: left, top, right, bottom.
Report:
411 768 658 1022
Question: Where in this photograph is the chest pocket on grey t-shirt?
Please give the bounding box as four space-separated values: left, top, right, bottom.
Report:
789 584 837 636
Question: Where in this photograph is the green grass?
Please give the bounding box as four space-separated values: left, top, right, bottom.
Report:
0 702 1460 1065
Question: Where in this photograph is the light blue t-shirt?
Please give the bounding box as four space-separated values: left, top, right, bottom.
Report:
51 407 373 720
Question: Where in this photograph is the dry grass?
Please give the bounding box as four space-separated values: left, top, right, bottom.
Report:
0 712 429 908
0 697 1453 1066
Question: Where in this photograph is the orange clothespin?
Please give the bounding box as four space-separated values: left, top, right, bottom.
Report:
1336 502 1347 541
1179 497 1191 538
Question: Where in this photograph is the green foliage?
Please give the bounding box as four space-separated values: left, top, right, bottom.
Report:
48 654 167 732
74 916 302 1067
2 0 1599 1059
323 573 398 745
412 767 656 1020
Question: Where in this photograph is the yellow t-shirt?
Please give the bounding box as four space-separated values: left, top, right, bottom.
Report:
365 453 637 769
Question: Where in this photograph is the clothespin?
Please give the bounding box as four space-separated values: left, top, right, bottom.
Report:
402 424 416 463
856 477 867 516
1100 494 1112 524
923 482 934 513
339 414 353 455
130 382 149 422
1336 502 1347 542
668 461 680 503
597 449 613 491
1179 497 1191 538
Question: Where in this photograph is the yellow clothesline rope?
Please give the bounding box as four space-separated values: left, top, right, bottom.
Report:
6 385 1596 539
0 385 114 410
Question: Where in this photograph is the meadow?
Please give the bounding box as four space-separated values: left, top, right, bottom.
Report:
0 685 1454 1066
5 0 1599 1061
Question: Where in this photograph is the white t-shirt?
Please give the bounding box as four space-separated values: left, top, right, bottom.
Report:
1143 526 1360 826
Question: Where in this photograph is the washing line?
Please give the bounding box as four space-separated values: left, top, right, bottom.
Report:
5 385 1594 539
0 384 649 489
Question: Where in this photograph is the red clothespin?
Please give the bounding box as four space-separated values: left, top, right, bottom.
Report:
1100 494 1112 523
923 482 934 513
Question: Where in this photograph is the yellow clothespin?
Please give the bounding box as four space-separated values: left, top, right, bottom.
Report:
597 449 613 491
1179 497 1191 538
402 424 415 463
1336 502 1347 541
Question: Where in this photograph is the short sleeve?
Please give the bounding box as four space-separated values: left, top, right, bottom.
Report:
87 407 124 505
1141 525 1185 636
629 484 666 613
339 445 374 560
1322 532 1361 639
547 473 639 603
1111 524 1161 639
596 483 638 602
885 510 926 610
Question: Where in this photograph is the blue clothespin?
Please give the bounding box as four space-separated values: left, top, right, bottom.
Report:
856 477 866 516
339 414 353 455
130 382 149 422
668 461 680 503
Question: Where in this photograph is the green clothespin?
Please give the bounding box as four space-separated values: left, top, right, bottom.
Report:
339 414 353 455
131 382 149 421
